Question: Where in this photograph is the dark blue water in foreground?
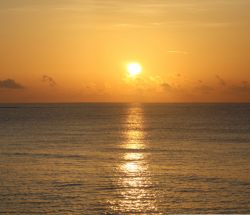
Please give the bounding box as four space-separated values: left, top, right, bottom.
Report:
0 103 250 214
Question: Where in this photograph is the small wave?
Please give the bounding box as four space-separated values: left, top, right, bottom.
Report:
54 183 83 188
2 152 87 160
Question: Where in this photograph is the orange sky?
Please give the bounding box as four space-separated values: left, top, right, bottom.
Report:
0 0 250 103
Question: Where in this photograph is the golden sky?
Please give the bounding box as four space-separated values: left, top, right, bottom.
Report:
0 0 250 103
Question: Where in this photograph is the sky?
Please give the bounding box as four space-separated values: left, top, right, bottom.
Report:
0 0 250 103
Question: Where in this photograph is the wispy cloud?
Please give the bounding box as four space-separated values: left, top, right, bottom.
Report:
168 50 189 55
42 75 56 87
2 0 247 32
110 22 164 29
216 75 227 86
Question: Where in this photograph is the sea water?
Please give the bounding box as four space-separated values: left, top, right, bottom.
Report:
0 103 250 214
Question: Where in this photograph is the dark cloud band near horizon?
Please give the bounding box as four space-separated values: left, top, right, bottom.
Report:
0 79 24 89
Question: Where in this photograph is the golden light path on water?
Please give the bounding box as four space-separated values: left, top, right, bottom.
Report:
109 104 159 213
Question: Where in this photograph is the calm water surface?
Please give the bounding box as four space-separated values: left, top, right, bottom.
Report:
0 103 250 214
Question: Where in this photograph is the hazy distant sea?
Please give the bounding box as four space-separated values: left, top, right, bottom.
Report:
0 103 250 214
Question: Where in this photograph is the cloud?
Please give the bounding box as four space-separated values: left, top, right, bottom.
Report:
42 75 56 87
229 81 250 93
167 50 189 55
83 82 111 94
195 81 214 94
161 82 172 91
216 75 226 86
0 79 24 89
110 22 160 29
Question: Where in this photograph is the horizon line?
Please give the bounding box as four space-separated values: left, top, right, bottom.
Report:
0 102 250 105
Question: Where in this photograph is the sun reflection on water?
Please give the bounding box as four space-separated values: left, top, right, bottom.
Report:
124 153 144 161
109 104 158 213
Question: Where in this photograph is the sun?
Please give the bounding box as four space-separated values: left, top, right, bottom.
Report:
127 63 142 78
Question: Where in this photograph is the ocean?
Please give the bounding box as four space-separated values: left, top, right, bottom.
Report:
0 103 250 214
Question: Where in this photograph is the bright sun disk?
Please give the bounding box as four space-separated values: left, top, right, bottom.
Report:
127 63 142 77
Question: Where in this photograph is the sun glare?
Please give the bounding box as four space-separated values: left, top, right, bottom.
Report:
127 63 142 78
